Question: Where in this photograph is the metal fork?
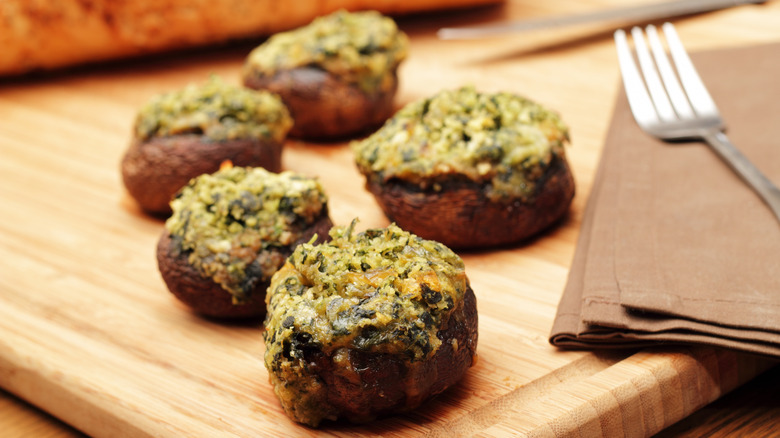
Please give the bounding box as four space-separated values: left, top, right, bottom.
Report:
614 23 780 222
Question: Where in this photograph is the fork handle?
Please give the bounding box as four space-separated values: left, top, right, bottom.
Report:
703 130 780 223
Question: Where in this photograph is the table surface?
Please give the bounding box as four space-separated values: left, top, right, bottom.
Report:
2 1 780 436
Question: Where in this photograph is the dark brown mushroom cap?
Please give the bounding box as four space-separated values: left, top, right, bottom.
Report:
243 67 398 140
364 154 575 249
121 134 283 215
156 213 333 319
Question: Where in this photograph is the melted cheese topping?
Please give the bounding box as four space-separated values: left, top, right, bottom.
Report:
165 166 328 302
135 76 292 142
244 10 408 93
352 86 570 201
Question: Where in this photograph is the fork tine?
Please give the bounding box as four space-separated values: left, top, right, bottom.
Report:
614 29 659 127
630 26 676 122
662 22 719 117
645 25 695 119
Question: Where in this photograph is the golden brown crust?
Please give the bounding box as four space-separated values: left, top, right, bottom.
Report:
120 134 283 214
299 285 478 423
0 0 503 76
365 155 575 249
243 67 398 140
156 213 333 319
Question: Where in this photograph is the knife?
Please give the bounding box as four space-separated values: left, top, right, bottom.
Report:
437 0 767 39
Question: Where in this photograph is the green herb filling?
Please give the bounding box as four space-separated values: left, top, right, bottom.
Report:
165 166 328 302
135 76 292 142
352 86 570 201
244 10 408 93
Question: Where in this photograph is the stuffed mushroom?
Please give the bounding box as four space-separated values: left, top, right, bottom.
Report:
121 76 292 214
264 221 478 426
157 165 332 318
352 86 575 248
242 10 408 140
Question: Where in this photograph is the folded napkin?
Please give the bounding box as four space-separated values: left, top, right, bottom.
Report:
550 42 780 358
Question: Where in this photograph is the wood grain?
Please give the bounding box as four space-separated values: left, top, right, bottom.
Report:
657 364 780 437
2 1 780 436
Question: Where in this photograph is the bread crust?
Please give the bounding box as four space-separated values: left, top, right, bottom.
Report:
120 134 283 214
0 0 503 76
156 213 333 319
244 67 398 140
365 155 575 249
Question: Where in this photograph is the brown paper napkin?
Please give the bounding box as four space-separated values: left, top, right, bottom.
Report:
550 42 780 358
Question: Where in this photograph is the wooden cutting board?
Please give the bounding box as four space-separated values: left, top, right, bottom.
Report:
1 1 778 436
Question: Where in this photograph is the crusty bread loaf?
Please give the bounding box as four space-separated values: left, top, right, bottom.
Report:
0 0 502 76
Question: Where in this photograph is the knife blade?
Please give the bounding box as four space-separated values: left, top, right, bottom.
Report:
437 0 766 39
